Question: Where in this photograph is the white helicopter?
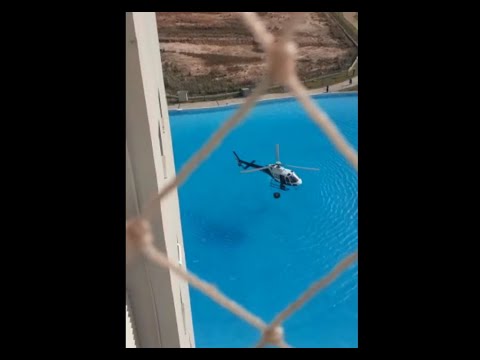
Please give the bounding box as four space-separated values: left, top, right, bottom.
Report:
233 144 319 198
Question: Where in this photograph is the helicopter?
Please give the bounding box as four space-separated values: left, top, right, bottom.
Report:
233 144 319 198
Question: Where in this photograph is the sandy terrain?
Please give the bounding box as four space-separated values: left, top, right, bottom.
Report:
156 12 357 96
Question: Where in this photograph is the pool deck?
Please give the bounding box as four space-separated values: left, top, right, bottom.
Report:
168 76 358 111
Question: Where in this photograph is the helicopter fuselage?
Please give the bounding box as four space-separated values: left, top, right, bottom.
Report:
233 146 319 197
266 163 303 186
233 151 302 189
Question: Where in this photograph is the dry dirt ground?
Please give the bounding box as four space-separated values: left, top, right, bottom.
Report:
156 12 357 97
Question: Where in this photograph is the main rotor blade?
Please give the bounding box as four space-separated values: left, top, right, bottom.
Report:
241 166 270 174
276 144 280 163
286 165 320 171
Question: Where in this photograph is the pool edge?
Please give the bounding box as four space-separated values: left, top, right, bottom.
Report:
169 91 358 115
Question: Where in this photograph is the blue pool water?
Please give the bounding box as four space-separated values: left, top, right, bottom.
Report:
169 93 358 348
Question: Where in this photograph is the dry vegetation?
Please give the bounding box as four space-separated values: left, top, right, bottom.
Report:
156 12 357 97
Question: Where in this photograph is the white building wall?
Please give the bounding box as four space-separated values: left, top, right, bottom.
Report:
126 11 195 348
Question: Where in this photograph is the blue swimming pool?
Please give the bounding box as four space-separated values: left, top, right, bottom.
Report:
169 93 358 348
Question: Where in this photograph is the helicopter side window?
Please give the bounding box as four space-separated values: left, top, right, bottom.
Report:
288 173 298 183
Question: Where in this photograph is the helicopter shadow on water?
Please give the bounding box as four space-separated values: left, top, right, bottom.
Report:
199 219 246 246
185 194 275 247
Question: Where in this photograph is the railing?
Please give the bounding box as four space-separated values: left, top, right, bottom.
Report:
166 69 358 105
331 12 358 46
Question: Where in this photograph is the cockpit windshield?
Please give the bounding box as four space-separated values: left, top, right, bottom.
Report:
288 173 298 183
